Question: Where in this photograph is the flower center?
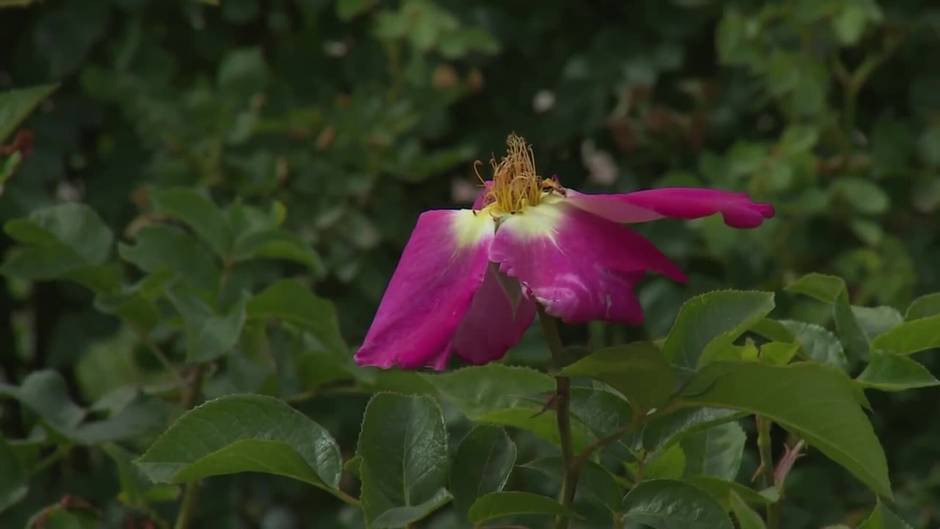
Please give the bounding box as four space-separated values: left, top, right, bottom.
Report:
482 134 554 215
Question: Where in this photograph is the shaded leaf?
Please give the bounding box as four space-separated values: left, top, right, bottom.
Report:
851 306 903 340
247 278 346 353
905 293 940 320
662 290 775 371
870 315 940 356
622 479 734 529
0 437 27 513
169 289 247 362
451 426 516 515
357 393 449 525
521 457 622 512
371 488 453 529
137 395 342 494
686 476 778 509
780 320 848 371
856 351 940 391
0 83 57 141
467 491 571 525
119 225 219 291
857 501 914 529
680 362 891 497
680 421 746 481
730 491 767 529
786 273 868 359
151 187 231 257
560 342 676 410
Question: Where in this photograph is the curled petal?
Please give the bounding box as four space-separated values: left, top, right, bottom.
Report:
450 264 536 364
490 200 685 324
355 209 495 370
566 187 775 228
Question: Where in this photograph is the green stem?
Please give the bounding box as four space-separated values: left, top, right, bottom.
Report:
174 364 206 529
134 327 185 388
756 416 780 529
174 481 200 529
333 489 361 507
30 444 70 476
537 306 577 529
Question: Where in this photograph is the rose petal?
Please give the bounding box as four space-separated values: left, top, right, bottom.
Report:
355 209 495 369
566 187 775 228
450 264 536 364
490 200 686 324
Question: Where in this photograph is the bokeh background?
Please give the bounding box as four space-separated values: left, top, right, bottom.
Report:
1 0 939 527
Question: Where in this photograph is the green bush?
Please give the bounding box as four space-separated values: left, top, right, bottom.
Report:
1 1 939 528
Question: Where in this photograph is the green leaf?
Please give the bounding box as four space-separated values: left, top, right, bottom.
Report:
169 290 247 362
6 203 112 265
851 306 903 340
217 47 267 97
662 290 775 371
467 491 571 525
2 204 116 288
469 407 592 452
857 501 914 529
621 479 734 529
119 225 219 292
247 278 346 353
560 342 676 410
639 407 742 454
422 365 553 416
870 315 940 355
337 0 375 20
73 394 170 445
856 351 940 391
681 362 891 497
569 387 632 439
0 370 85 435
643 443 686 480
831 178 890 215
730 491 767 529
137 394 342 495
451 426 516 515
371 488 453 529
780 320 848 371
232 228 324 275
680 421 746 481
0 83 57 142
685 476 778 509
0 372 168 445
423 365 591 448
786 273 868 359
151 188 231 257
0 437 27 513
357 393 449 525
759 341 799 365
102 443 162 508
905 293 940 320
521 457 622 512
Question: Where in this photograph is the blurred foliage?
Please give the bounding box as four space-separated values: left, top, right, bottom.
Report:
1 0 940 528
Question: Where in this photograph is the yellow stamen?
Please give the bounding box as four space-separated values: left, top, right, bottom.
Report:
485 134 544 214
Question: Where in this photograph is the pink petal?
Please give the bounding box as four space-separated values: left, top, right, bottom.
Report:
472 181 494 209
490 200 686 324
566 187 775 229
450 264 536 364
355 209 495 370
